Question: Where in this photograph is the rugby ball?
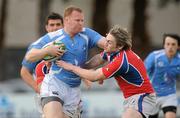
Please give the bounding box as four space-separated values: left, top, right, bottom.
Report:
43 40 66 62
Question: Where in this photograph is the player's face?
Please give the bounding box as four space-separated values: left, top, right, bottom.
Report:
46 19 63 33
104 34 119 53
65 10 84 36
164 36 178 58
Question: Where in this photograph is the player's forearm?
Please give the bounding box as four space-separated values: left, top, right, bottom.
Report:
84 54 104 69
71 66 104 81
23 75 38 93
56 60 106 81
20 67 39 93
71 66 96 81
25 48 47 62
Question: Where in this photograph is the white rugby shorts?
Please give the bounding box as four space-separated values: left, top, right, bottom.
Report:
40 74 82 117
153 93 177 114
123 93 156 118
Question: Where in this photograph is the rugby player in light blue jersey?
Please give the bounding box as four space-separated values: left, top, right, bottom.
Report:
21 12 63 94
144 33 180 118
25 5 106 118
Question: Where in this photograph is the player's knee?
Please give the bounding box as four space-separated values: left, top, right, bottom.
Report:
162 106 177 114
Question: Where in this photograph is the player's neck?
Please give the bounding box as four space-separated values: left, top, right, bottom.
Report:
64 27 76 38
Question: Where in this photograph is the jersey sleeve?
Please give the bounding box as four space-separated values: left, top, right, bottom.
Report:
84 28 103 49
22 59 38 72
21 45 39 72
144 52 155 78
102 52 124 78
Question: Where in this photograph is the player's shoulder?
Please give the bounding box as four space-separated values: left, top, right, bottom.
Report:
153 49 164 54
149 49 165 58
78 28 91 40
31 29 64 46
80 27 96 33
81 27 90 31
176 52 180 59
48 29 64 38
152 49 166 58
126 50 141 60
79 27 102 41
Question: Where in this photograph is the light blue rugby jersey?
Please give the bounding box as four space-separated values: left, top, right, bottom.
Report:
31 28 103 87
144 49 180 96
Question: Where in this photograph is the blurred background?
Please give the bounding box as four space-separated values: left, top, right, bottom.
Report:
0 0 180 118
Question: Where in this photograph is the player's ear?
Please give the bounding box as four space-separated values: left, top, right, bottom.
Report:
63 17 69 23
45 25 48 31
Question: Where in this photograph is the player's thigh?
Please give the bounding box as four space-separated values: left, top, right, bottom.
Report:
161 94 178 109
122 108 143 118
43 100 64 118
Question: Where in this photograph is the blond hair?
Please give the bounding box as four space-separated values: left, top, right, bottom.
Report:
109 25 132 50
64 5 82 18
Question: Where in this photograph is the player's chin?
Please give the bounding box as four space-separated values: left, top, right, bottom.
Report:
77 27 83 32
74 29 81 34
168 50 175 54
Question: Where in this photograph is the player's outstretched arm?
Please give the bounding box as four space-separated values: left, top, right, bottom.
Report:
84 54 105 69
56 60 106 81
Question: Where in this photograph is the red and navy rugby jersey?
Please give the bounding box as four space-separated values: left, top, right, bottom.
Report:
101 50 154 98
35 61 49 85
